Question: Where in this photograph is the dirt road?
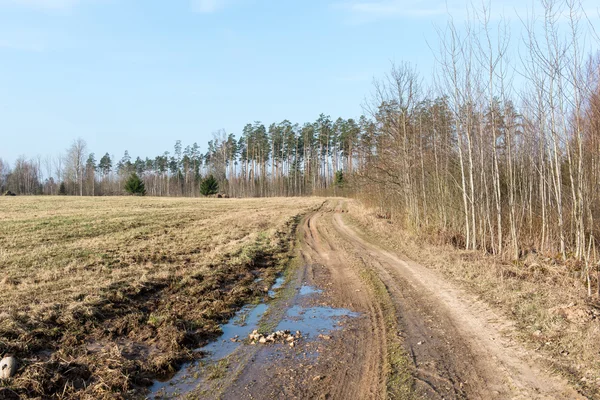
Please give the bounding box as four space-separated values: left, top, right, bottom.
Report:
170 200 584 399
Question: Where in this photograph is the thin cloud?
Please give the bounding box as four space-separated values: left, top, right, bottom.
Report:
335 0 455 21
335 72 372 83
0 37 45 52
0 0 81 10
336 0 599 23
190 0 227 14
347 1 447 17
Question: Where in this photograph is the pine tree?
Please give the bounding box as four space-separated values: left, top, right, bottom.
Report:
200 174 219 196
334 170 344 188
124 173 146 196
98 153 112 176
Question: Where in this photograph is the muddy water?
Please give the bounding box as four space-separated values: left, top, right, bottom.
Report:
150 275 358 399
298 285 322 296
202 303 268 360
267 275 285 297
150 302 270 398
276 305 358 338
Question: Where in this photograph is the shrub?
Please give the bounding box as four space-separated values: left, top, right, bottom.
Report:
124 173 146 196
334 170 345 188
200 175 219 196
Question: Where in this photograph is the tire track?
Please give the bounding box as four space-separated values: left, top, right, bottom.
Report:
332 212 584 400
220 202 389 400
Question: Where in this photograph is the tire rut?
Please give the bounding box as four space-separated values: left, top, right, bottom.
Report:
332 212 584 400
216 199 580 400
219 202 388 400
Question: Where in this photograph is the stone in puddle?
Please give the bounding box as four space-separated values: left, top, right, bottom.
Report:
249 330 303 345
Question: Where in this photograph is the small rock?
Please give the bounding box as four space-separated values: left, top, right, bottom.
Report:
250 329 304 345
0 357 18 379
313 375 323 381
417 341 424 345
289 342 295 348
318 334 331 340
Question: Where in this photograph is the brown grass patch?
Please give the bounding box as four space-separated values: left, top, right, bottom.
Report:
0 196 323 399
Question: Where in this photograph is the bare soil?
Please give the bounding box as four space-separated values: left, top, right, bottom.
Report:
187 199 584 399
1 197 587 399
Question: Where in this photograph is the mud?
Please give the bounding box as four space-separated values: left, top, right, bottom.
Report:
275 305 358 339
153 199 584 399
267 275 286 297
150 303 268 398
297 285 322 296
151 269 358 399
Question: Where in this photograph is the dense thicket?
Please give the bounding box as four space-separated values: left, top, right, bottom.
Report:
353 1 600 283
1 1 599 274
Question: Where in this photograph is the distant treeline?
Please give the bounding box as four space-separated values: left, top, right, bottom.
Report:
0 114 366 198
2 1 600 271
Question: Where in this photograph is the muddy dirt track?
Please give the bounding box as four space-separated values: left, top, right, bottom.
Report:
165 200 584 399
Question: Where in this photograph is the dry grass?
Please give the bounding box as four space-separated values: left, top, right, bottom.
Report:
345 199 600 398
0 196 323 399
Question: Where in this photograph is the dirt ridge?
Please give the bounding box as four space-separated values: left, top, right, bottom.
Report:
332 208 584 399
217 199 584 399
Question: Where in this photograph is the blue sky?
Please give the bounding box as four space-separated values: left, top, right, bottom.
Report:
0 0 598 166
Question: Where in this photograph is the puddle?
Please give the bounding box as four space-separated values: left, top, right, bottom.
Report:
149 280 357 398
276 305 358 338
268 275 285 297
150 276 283 398
201 303 268 360
150 302 268 398
151 362 198 398
298 285 322 296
